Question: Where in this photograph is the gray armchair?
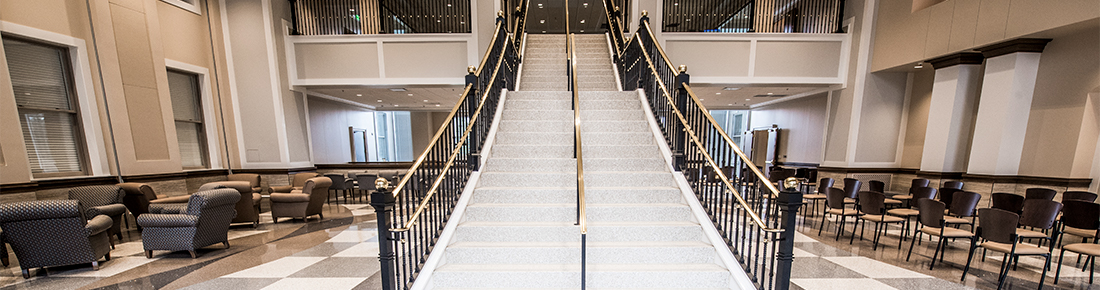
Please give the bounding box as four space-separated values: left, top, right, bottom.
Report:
271 172 321 193
137 189 240 258
198 181 261 227
270 177 332 222
120 183 189 223
0 200 112 278
68 185 127 243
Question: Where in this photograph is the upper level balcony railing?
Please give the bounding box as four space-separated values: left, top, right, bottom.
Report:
662 0 843 33
292 0 471 35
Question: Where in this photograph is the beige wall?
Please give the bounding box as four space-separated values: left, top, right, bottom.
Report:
871 0 1099 71
750 93 828 164
307 97 374 164
900 68 934 169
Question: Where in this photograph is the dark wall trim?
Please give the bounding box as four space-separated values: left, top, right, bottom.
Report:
816 167 1092 188
315 162 415 170
928 52 984 69
977 38 1052 59
774 162 820 168
1 176 119 194
234 167 318 175
817 167 918 174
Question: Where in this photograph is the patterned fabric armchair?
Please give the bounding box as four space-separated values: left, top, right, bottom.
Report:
137 189 240 259
198 181 261 227
68 185 127 243
120 183 190 222
271 172 321 193
227 173 264 195
270 177 332 222
0 200 112 278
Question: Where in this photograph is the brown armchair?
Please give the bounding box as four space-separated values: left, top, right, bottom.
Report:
227 173 263 195
120 183 191 223
271 172 321 193
198 181 261 227
270 177 332 222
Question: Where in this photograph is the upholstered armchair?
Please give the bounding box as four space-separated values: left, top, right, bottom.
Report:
120 183 190 223
271 172 321 193
270 177 332 222
227 173 264 195
68 185 127 243
198 181 261 227
0 200 112 278
137 189 240 259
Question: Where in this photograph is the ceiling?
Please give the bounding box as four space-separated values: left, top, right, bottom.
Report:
685 85 830 110
307 86 467 111
523 0 607 34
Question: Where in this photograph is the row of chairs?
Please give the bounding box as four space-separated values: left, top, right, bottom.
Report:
323 171 407 204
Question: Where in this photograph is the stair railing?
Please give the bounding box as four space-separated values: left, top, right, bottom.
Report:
370 11 521 290
512 0 530 55
565 2 589 289
602 5 804 290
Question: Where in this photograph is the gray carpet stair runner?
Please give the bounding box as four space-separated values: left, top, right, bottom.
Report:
428 34 737 289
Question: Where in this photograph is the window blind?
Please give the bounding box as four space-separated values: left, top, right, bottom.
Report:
167 70 208 169
3 37 86 175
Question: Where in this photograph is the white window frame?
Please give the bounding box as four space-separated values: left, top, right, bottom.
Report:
165 59 222 170
0 21 111 178
161 0 202 15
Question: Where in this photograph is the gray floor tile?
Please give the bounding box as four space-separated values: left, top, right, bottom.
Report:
180 278 281 290
877 278 976 290
289 257 381 278
291 243 360 257
791 257 867 279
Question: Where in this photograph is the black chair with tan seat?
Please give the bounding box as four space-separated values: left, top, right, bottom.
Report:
852 191 905 250
991 192 1025 216
962 208 1053 290
270 177 333 222
868 180 901 208
1015 199 1063 248
803 178 834 219
937 187 960 212
68 185 128 244
138 189 240 258
354 173 379 203
1063 191 1098 203
1055 200 1100 285
324 173 354 204
818 187 859 240
906 198 974 270
1025 188 1057 201
944 180 964 190
888 187 937 242
887 179 932 207
0 200 113 278
842 178 861 205
944 191 981 231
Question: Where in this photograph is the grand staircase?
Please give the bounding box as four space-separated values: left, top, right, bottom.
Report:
426 34 737 289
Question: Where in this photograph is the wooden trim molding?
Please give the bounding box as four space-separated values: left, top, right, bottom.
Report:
234 167 319 175
977 38 1052 59
773 162 820 168
928 52 984 69
315 162 415 170
0 176 119 194
815 166 1092 188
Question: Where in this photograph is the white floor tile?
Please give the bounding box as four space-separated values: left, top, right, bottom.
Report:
793 247 817 257
824 257 930 279
325 231 378 243
791 278 898 290
224 257 326 278
332 243 380 258
52 257 158 277
260 277 366 290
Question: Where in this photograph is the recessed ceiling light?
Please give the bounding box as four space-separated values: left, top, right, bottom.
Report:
423 100 428 102
349 8 355 11
767 92 773 95
686 19 691 21
583 3 588 8
540 20 545 23
446 3 452 7
436 104 441 106
723 87 740 91
580 30 584 32
728 103 732 106
389 88 407 92
700 98 704 101
674 2 679 5
460 21 465 24
914 62 924 69
715 92 721 95
408 93 414 96
745 99 750 101
377 100 383 102
356 94 362 96
538 3 543 8
437 20 441 22
580 19 586 23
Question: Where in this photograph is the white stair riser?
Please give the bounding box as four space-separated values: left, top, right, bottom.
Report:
444 245 718 264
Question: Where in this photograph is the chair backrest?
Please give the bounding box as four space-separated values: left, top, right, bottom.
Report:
991 193 1025 214
119 182 157 216
911 179 931 189
911 187 937 204
843 179 861 199
355 173 379 188
199 181 258 223
187 189 242 247
1018 199 1063 230
290 172 321 188
943 181 964 190
68 185 124 209
977 208 1020 244
0 200 98 269
917 198 946 229
817 178 835 194
868 180 885 193
302 177 333 216
1063 191 1098 203
227 173 261 188
857 191 886 215
1062 200 1100 231
324 174 349 190
938 187 959 209
1025 188 1057 200
825 187 846 210
948 191 982 217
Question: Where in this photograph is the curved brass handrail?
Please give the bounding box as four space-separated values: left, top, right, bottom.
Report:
629 36 781 233
389 83 472 196
570 33 586 236
475 21 504 76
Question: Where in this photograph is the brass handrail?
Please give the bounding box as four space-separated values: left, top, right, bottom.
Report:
629 36 781 233
600 1 620 53
393 40 511 232
389 83 472 196
475 20 504 76
571 33 586 235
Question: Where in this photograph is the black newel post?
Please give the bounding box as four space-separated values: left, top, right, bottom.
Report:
671 66 690 171
371 184 398 290
465 66 481 171
774 180 803 290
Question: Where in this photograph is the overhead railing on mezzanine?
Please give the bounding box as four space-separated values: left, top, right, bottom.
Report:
602 3 805 290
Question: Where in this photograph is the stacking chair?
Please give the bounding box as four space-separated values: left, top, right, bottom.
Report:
991 193 1025 216
888 179 932 206
944 191 982 231
0 200 113 278
963 208 1052 290
802 178 834 218
868 180 901 208
853 191 905 250
1025 188 1057 201
1063 191 1098 202
324 173 354 204
138 189 240 258
842 178 861 204
68 185 127 244
938 187 960 211
818 187 859 240
1015 199 1062 248
354 173 379 203
907 198 974 270
944 181 964 190
888 187 937 241
1055 200 1100 284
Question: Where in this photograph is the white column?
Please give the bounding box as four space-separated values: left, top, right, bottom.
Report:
967 39 1050 176
920 53 984 173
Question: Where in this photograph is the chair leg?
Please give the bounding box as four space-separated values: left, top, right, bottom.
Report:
836 216 845 241
818 212 827 236
92 261 100 271
962 241 978 281
223 241 230 248
1091 256 1096 284
189 251 197 259
1039 254 1051 289
872 222 881 251
907 230 920 261
1056 248 1067 284
105 253 111 261
997 254 1010 289
21 269 29 279
930 236 945 270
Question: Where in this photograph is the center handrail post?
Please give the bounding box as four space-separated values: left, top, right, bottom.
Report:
775 179 804 290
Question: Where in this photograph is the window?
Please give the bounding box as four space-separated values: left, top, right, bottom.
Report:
167 70 208 169
4 37 88 177
161 0 201 15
